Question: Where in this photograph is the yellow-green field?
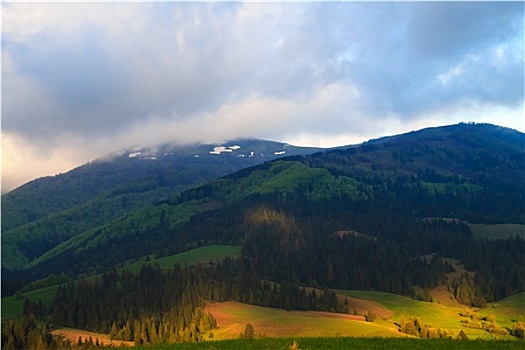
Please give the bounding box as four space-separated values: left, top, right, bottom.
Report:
477 293 525 328
205 301 402 340
205 291 525 341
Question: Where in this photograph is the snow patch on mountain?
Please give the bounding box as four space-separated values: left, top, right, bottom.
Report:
210 146 232 155
210 145 242 155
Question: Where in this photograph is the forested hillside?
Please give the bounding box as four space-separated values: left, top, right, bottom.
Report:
2 123 524 347
1 140 321 271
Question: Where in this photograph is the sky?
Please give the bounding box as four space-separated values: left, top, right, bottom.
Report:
2 1 524 193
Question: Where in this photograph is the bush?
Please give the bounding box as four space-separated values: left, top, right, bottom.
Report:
365 310 377 322
511 322 524 339
457 330 469 340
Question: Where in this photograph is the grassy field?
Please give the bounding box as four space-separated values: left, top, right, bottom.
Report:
123 245 242 273
3 289 523 347
469 223 525 240
205 301 401 340
338 290 524 340
477 292 525 328
1 285 59 323
337 290 463 327
137 337 525 349
203 290 524 341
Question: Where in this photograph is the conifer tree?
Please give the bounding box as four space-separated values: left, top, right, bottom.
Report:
243 323 255 339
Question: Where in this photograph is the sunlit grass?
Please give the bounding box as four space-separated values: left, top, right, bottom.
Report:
205 301 401 340
477 292 525 328
137 337 525 350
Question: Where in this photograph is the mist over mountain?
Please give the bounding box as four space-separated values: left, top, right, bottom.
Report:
2 139 322 231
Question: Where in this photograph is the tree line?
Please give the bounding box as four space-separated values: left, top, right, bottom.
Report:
35 261 344 346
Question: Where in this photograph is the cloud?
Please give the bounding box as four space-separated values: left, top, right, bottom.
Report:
2 2 524 191
407 2 522 59
342 2 524 119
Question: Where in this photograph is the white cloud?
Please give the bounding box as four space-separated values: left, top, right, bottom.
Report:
2 2 523 192
438 65 463 86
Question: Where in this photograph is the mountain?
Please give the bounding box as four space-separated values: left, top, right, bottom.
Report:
3 123 524 305
3 123 524 347
1 139 323 270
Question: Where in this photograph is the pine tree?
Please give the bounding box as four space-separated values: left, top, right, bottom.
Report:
133 320 142 346
243 323 255 339
109 322 118 340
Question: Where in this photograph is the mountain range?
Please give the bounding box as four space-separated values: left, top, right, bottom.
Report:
2 123 524 305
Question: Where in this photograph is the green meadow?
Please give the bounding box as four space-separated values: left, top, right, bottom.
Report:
1 285 59 323
477 292 525 328
337 290 524 339
123 245 242 273
337 290 462 327
137 337 524 350
205 301 401 340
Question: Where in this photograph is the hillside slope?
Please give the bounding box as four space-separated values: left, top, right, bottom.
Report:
17 123 524 308
1 139 322 270
4 123 524 348
2 139 322 232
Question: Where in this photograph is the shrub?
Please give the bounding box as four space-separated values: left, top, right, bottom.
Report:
511 322 525 339
365 310 377 322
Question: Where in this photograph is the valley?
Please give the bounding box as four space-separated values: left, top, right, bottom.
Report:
2 123 524 349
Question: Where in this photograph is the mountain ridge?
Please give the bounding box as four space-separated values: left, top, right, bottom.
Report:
2 138 324 232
